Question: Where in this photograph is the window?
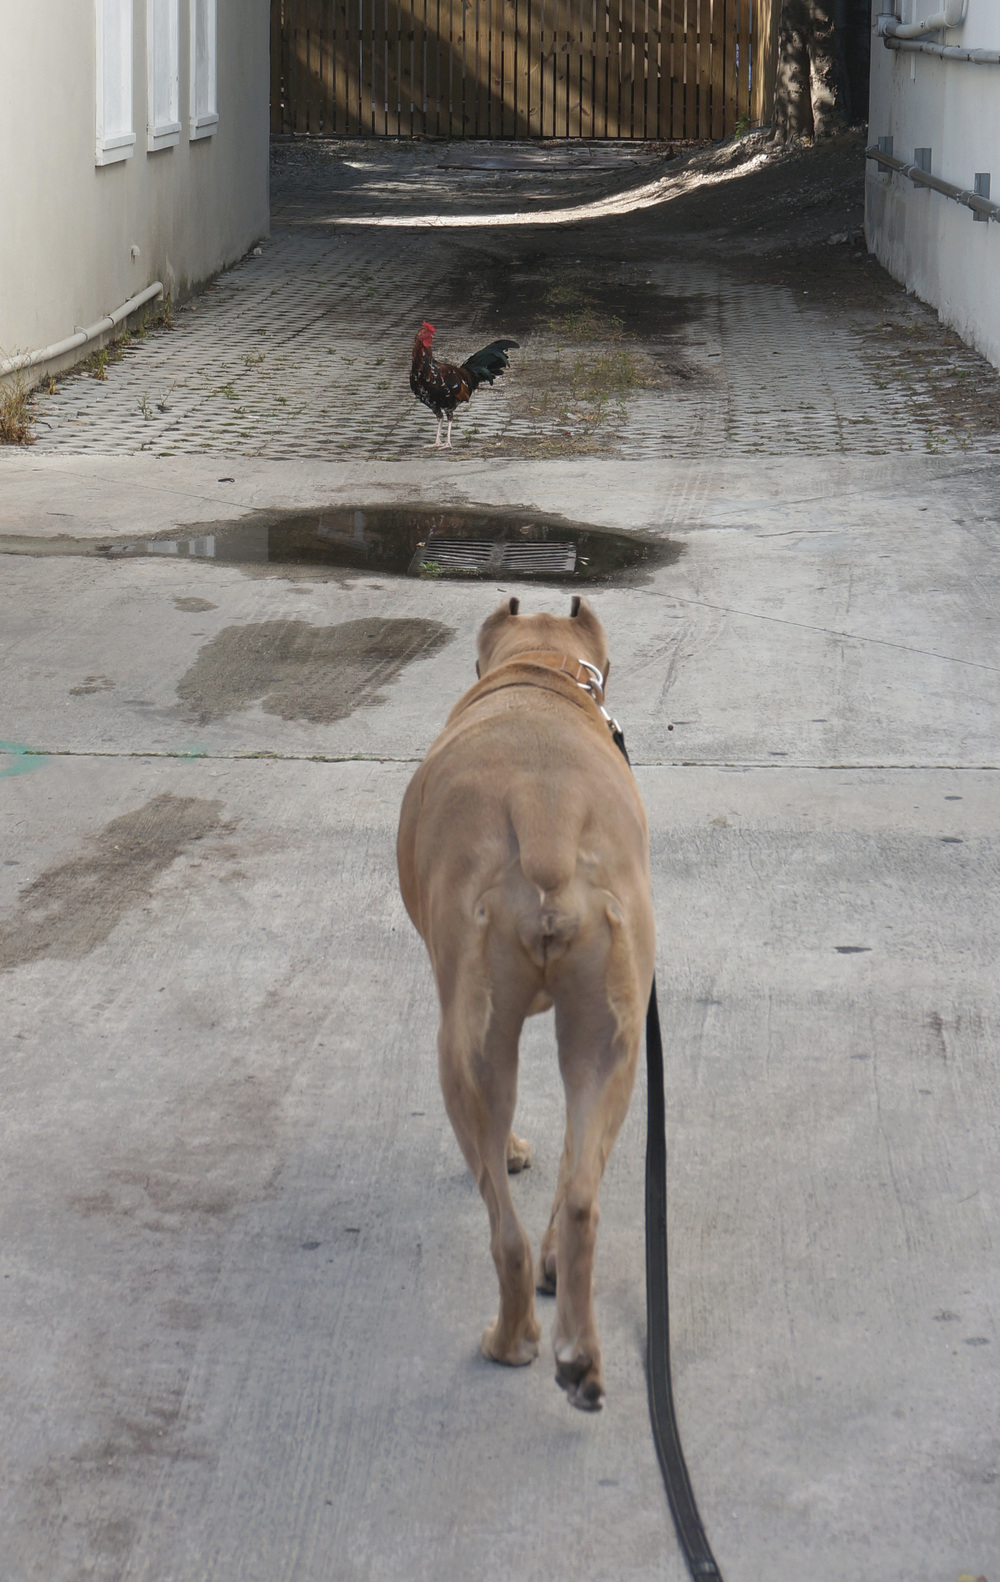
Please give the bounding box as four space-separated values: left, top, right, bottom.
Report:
190 0 219 140
95 0 135 165
147 0 180 150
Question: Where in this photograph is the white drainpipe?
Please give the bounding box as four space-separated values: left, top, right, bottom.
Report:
0 281 164 379
878 0 965 38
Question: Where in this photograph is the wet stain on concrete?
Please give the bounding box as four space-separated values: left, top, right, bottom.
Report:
0 794 222 971
69 674 115 696
87 1515 138 1558
176 616 453 725
68 1064 289 1230
173 596 218 612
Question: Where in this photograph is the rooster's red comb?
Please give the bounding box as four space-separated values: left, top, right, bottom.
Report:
420 321 435 336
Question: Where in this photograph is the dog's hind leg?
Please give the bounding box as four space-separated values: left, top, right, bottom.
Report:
437 965 540 1368
548 912 648 1410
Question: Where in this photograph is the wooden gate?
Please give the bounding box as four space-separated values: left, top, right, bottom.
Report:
271 0 779 140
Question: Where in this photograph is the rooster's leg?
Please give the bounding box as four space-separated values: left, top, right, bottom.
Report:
425 416 444 449
442 418 453 450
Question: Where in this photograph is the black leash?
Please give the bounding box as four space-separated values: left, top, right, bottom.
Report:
645 983 723 1579
611 724 724 1582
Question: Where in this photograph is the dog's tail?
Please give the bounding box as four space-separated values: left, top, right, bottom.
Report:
508 791 583 969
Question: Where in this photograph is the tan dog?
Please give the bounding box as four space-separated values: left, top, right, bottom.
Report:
396 597 655 1410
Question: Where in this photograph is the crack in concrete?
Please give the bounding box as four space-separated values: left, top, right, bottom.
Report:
638 589 1000 674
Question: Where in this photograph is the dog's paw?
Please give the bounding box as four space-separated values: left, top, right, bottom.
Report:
505 1132 533 1174
535 1249 557 1296
555 1348 605 1412
481 1318 541 1367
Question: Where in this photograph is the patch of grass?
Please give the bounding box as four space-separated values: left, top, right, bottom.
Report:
87 348 110 381
570 346 650 412
549 306 624 344
0 370 35 445
243 351 265 367
215 383 237 400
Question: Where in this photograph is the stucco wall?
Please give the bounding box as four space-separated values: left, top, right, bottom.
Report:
866 1 1000 371
0 0 269 373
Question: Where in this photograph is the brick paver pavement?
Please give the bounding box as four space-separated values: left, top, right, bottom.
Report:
29 135 1000 462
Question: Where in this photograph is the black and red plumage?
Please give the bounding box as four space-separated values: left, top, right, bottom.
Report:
410 322 519 449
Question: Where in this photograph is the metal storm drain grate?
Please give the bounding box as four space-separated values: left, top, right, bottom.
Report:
409 539 578 578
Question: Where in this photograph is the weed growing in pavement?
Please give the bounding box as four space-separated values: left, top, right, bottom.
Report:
132 300 174 339
243 351 265 367
0 368 35 444
215 384 237 400
138 393 153 421
76 302 171 386
559 306 625 343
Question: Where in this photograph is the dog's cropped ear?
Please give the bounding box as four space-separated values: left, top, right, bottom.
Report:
475 660 481 678
477 596 523 672
570 596 581 617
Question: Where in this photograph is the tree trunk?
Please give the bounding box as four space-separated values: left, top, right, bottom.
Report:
772 0 852 143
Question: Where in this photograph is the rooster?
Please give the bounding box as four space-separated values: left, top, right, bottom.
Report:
410 323 519 449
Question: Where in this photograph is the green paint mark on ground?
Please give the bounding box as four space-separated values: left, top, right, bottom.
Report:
0 743 46 779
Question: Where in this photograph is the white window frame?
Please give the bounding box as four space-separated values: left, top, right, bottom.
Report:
189 0 219 140
95 0 136 166
147 0 181 151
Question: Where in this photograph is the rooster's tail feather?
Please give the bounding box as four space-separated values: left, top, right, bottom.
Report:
461 339 520 388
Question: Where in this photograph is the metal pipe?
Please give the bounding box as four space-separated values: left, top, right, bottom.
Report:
865 144 1000 220
0 281 164 378
884 35 1000 61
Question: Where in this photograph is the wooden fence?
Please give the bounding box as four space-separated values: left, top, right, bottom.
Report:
271 0 779 140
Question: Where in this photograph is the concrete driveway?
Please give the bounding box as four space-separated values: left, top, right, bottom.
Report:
2 139 999 1582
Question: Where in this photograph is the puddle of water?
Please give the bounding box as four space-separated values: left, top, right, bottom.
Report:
10 506 676 583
